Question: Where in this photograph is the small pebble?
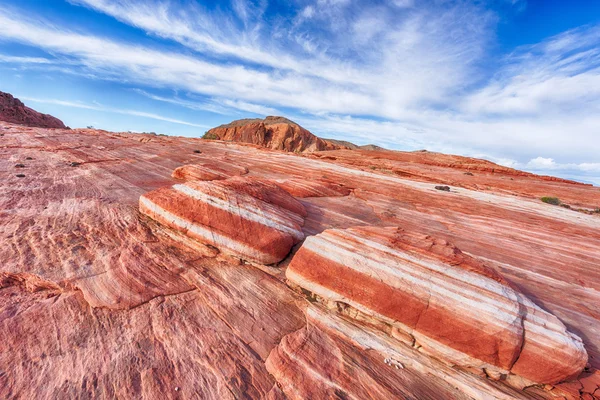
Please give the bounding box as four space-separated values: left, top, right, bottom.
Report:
175 387 180 392
16 174 25 178
193 150 202 154
26 157 33 160
70 162 81 167
15 164 25 168
434 185 451 192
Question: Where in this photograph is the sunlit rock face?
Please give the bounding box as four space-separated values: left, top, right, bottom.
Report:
286 226 588 385
1 121 599 399
140 177 306 265
204 116 346 153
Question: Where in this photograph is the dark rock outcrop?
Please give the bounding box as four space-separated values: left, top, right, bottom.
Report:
0 91 66 129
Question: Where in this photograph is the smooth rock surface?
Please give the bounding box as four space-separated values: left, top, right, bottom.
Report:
286 226 588 385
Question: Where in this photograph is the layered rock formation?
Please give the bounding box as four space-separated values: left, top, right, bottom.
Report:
286 226 587 385
272 178 351 198
0 91 66 129
140 177 306 264
172 162 248 181
204 116 345 152
2 121 599 399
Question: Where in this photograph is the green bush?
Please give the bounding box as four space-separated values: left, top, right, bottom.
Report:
202 131 219 140
541 196 561 206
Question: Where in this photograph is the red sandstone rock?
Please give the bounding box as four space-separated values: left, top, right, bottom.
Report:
274 178 351 197
286 226 588 385
0 91 66 129
140 177 306 264
172 162 248 181
204 116 345 152
1 121 599 399
266 305 533 400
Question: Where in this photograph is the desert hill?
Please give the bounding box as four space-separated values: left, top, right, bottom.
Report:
203 116 376 153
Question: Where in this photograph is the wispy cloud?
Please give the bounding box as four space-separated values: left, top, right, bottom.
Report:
21 97 209 128
132 89 279 116
0 55 54 64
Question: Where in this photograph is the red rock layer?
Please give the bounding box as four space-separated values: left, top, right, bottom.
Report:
273 178 351 198
0 91 66 129
140 177 305 264
266 305 533 400
310 148 599 208
204 116 345 153
286 226 588 385
172 162 248 181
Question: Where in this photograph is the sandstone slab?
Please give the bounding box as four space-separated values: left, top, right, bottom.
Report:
286 226 588 385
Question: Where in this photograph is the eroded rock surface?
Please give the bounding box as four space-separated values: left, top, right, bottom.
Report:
1 121 599 399
286 226 588 385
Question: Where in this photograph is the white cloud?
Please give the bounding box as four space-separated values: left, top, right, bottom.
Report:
21 97 209 128
526 157 557 169
300 6 315 19
525 157 600 173
0 55 53 64
390 0 414 8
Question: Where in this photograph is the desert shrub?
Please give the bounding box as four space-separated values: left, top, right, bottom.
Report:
541 196 561 206
202 131 219 140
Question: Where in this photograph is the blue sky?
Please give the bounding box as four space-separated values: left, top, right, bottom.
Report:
1 0 600 184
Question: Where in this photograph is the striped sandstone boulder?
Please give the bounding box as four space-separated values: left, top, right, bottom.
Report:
140 176 306 264
286 226 587 385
